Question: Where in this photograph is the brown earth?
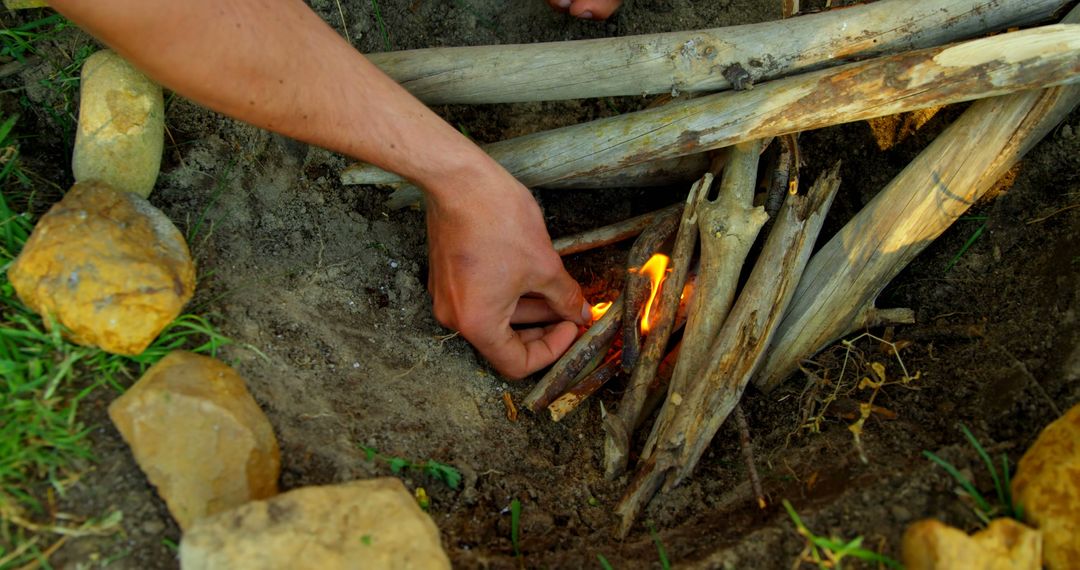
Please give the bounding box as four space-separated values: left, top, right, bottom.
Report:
3 0 1079 568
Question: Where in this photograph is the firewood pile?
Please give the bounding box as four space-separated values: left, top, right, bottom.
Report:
341 0 1080 535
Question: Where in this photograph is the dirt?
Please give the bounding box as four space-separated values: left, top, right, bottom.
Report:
3 0 1079 568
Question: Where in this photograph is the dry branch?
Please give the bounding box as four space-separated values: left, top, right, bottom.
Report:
522 297 623 414
345 25 1080 197
552 203 683 257
617 164 842 535
365 0 1071 104
603 174 711 480
548 351 622 423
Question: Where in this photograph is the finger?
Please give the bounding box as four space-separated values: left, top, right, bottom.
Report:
473 321 579 380
536 264 589 326
569 0 621 20
547 0 571 12
510 298 562 324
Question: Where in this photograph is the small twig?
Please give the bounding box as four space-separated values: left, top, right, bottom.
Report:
522 297 623 414
734 404 766 509
553 203 683 256
1026 202 1080 224
548 351 622 422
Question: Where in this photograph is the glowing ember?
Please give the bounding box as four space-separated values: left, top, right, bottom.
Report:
640 253 670 334
590 301 613 321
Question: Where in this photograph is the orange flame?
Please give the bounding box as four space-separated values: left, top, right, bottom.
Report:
590 301 613 321
640 253 670 334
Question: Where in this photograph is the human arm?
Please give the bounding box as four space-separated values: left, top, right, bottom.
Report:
48 0 589 378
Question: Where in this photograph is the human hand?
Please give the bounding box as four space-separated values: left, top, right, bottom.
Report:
424 163 590 379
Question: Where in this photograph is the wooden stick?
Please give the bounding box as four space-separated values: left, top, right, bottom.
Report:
754 7 1080 393
364 0 1070 104
603 174 711 480
620 208 681 373
617 164 842 535
521 296 623 414
343 25 1080 193
734 404 766 509
548 351 622 422
552 203 683 256
643 143 768 460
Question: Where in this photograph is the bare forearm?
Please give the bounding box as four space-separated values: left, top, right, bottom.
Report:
48 0 488 194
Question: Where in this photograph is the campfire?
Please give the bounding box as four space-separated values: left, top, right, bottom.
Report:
338 0 1080 539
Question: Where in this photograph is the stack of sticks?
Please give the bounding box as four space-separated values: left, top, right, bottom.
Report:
342 0 1080 535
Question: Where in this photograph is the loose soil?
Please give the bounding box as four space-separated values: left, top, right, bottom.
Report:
3 1 1078 568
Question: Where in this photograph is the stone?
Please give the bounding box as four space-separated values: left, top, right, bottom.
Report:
7 182 195 355
902 518 1041 570
179 478 451 570
72 49 164 198
1012 403 1080 570
109 351 280 530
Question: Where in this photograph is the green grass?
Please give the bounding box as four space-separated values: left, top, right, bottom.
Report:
1 113 232 568
0 13 72 62
923 424 1022 524
784 500 904 570
944 215 988 273
510 498 522 559
370 0 391 51
358 445 462 490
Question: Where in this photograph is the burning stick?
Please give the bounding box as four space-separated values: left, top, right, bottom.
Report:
363 0 1069 104
552 203 683 257
620 210 681 373
344 25 1080 197
603 174 712 480
617 164 842 535
547 351 622 423
643 142 769 464
521 297 623 414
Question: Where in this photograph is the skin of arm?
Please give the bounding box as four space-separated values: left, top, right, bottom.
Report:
48 0 590 379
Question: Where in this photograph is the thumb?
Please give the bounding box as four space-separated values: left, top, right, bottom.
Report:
537 263 589 326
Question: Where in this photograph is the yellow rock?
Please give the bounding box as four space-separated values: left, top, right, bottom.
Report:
902 518 1041 570
72 49 164 198
1012 403 1080 570
179 479 451 570
3 0 49 8
109 351 280 530
7 182 194 355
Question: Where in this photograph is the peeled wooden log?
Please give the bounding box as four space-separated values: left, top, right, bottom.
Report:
755 88 1080 391
617 164 842 536
366 0 1071 104
753 2 1080 393
344 25 1080 196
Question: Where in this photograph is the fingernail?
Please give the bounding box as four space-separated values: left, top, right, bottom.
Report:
558 0 571 7
581 301 592 323
578 10 594 19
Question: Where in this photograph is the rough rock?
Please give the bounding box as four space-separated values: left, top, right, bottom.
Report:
902 518 1041 570
72 49 164 198
1012 402 1080 570
7 181 194 355
109 351 280 530
179 478 451 570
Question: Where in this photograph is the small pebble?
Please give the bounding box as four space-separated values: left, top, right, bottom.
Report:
890 504 913 522
141 518 166 535
1061 124 1074 139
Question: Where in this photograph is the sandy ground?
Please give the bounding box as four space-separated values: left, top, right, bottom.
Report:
2 0 1078 568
